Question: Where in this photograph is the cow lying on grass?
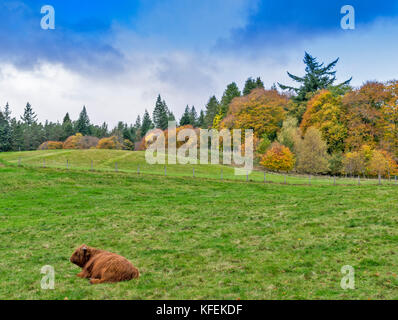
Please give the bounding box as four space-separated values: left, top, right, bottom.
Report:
70 244 139 284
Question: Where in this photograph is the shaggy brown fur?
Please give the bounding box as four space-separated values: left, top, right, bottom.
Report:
70 244 139 285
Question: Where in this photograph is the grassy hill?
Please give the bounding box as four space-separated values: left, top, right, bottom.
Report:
0 149 396 186
0 150 397 299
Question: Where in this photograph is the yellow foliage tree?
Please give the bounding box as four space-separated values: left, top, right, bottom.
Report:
301 90 347 153
63 133 83 149
38 141 63 150
97 136 123 150
260 142 295 172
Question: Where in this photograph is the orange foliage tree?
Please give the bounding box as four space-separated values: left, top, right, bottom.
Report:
220 88 287 139
63 133 99 149
97 136 123 150
260 142 295 172
38 141 63 150
342 82 390 151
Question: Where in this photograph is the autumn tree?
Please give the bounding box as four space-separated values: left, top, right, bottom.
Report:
342 151 364 176
260 142 295 172
300 90 347 153
295 127 329 174
277 116 301 153
380 81 398 158
343 82 389 151
220 88 287 139
97 136 124 150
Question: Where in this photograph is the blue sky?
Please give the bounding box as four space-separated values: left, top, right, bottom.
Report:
1 0 398 125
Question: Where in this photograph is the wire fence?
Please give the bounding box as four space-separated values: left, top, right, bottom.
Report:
11 156 398 187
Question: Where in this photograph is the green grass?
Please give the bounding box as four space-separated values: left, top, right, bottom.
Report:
0 150 397 300
1 149 396 186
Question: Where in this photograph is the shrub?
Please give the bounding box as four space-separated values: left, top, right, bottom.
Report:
63 133 99 149
97 136 123 150
63 133 83 149
295 127 329 174
368 150 398 177
260 142 295 172
38 141 63 150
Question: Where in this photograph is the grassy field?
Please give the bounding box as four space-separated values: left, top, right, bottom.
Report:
0 150 397 299
0 149 396 186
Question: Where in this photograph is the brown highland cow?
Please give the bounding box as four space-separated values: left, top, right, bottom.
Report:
70 244 139 284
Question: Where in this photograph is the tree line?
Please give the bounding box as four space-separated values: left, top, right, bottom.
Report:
1 52 397 177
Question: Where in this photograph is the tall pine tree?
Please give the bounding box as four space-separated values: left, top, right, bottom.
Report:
21 102 37 125
278 52 352 102
204 96 219 128
153 95 169 130
75 106 91 135
179 106 192 126
220 82 241 117
62 112 74 140
189 106 198 127
141 109 153 136
197 110 205 128
0 109 12 151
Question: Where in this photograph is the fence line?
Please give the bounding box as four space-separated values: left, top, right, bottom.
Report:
11 158 398 187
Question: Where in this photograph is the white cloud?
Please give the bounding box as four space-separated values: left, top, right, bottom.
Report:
1 17 398 128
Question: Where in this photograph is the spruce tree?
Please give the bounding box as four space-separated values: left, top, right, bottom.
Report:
168 111 176 123
243 77 265 95
141 109 153 136
62 113 74 140
75 106 91 135
243 78 257 95
0 110 12 151
21 102 37 125
4 102 11 122
278 52 352 103
204 96 220 128
189 106 198 127
153 95 169 130
133 115 142 141
197 110 205 128
255 77 265 89
179 106 191 126
220 82 241 117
